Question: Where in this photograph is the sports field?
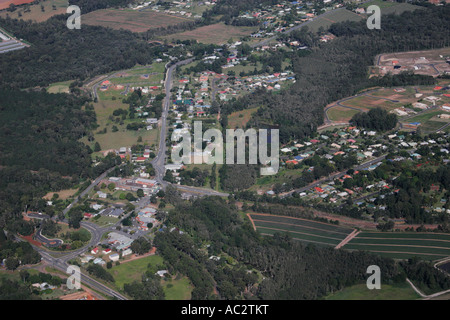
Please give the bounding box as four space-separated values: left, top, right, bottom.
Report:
343 231 450 261
248 213 355 247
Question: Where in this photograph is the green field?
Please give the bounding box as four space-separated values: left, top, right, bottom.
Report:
108 255 164 290
47 80 72 94
107 254 193 299
249 214 354 247
324 282 419 300
327 106 360 122
343 231 450 260
162 277 193 300
0 0 68 22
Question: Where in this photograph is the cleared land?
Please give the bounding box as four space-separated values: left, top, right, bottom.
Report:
107 254 164 290
0 0 68 22
107 254 193 299
82 8 194 33
164 23 258 45
376 47 450 77
327 106 360 122
248 213 355 247
0 0 34 10
227 107 259 129
43 188 77 200
304 9 363 33
342 231 450 261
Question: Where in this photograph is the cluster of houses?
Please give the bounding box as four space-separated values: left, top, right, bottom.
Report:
135 206 158 231
239 0 342 39
82 232 134 265
136 0 217 18
275 127 450 213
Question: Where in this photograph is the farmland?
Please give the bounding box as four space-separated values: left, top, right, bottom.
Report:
248 213 355 247
375 47 450 78
0 0 34 10
303 9 363 33
164 23 258 45
325 79 450 128
0 0 68 22
342 232 450 261
82 8 194 33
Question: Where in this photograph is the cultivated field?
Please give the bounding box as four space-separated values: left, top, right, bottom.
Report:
326 106 360 122
248 213 355 247
82 8 194 33
343 231 450 261
0 0 68 22
164 23 258 45
326 80 450 126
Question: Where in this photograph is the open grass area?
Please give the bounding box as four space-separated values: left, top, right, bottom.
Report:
249 213 354 247
0 0 68 22
47 80 72 94
343 231 450 261
324 282 419 300
305 9 363 33
108 254 164 290
164 22 258 45
82 8 194 33
327 106 360 122
162 276 193 300
43 188 77 200
227 107 259 129
359 0 398 9
90 215 119 227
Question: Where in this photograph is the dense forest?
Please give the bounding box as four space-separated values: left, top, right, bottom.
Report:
0 15 167 88
350 107 398 131
0 89 121 235
219 6 450 143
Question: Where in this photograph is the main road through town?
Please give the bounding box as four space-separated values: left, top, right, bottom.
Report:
151 58 229 197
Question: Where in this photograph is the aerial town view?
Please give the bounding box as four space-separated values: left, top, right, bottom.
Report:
0 0 449 313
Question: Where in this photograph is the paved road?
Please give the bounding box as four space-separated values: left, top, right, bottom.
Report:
151 59 194 186
62 165 119 217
